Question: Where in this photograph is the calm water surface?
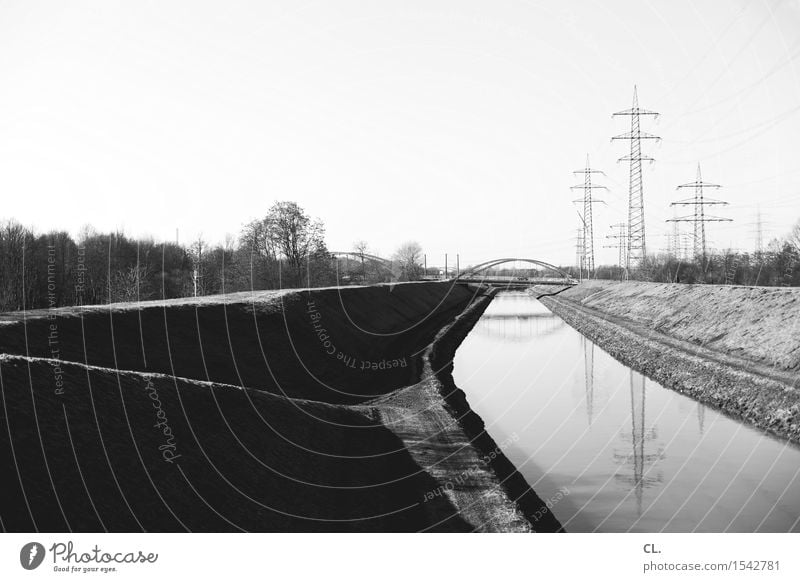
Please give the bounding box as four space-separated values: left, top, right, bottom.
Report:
452 292 800 532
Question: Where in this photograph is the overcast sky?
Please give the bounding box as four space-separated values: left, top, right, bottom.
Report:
1 0 799 266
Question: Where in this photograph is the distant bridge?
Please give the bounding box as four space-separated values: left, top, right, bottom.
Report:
333 253 578 287
330 252 394 269
454 258 578 287
330 251 397 280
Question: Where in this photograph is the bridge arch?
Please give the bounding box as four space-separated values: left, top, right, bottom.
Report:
330 252 398 281
456 258 575 282
330 251 393 268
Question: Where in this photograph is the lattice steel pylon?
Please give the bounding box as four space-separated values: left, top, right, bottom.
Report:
754 206 764 255
575 228 585 279
668 215 682 259
604 222 628 269
612 86 660 271
666 163 731 264
571 155 606 278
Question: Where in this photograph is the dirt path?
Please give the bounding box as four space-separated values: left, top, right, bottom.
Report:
371 289 562 532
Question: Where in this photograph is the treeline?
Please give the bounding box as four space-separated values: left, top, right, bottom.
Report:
0 223 192 311
593 221 800 286
0 202 366 313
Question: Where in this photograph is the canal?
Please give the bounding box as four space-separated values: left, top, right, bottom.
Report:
452 291 800 532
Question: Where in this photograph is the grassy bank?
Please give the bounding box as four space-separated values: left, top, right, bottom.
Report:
541 281 800 443
0 281 555 531
557 280 800 374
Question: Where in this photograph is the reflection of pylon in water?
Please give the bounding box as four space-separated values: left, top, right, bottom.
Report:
613 370 665 517
583 336 595 426
697 402 706 435
631 371 645 515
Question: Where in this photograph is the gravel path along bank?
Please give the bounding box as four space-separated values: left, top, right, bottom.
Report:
373 287 563 532
540 281 800 444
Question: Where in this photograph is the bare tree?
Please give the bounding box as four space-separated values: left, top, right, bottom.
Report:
189 235 206 296
265 201 327 287
240 219 277 261
789 218 800 254
0 221 29 310
240 218 279 289
109 263 152 303
352 240 369 282
393 241 424 281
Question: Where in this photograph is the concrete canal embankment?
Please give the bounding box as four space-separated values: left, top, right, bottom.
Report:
540 281 800 443
0 281 558 532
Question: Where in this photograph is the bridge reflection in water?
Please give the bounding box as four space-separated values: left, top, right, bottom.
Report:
453 292 800 532
475 311 565 342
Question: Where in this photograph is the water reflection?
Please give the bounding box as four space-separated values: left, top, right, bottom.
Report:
475 311 564 342
583 335 666 517
697 401 706 435
612 371 666 516
583 337 594 426
453 292 800 532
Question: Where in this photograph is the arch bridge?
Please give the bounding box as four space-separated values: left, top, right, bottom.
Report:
453 258 577 287
332 253 577 288
331 251 394 269
330 251 397 282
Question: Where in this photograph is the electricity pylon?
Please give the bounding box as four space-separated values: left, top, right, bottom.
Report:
575 228 585 279
605 222 628 270
666 163 731 264
755 207 764 254
571 155 606 278
668 213 682 259
613 86 660 271
750 206 769 255
662 209 688 261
